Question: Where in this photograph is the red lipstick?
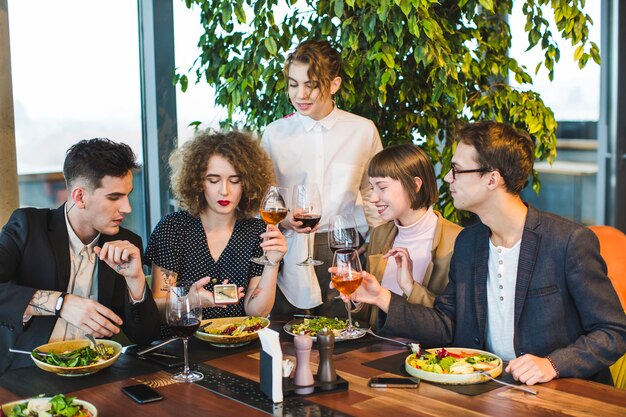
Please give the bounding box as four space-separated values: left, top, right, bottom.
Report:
217 200 230 206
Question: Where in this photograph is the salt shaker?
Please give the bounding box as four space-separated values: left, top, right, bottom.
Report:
293 333 314 394
316 327 337 383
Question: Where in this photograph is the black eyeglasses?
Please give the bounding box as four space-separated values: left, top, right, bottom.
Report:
449 166 492 180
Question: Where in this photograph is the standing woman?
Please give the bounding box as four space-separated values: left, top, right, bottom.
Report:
355 144 462 328
261 39 384 316
146 131 287 323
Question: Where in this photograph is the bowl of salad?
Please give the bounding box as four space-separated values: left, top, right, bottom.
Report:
31 339 121 377
1 394 97 416
283 317 366 341
405 347 502 385
194 316 269 347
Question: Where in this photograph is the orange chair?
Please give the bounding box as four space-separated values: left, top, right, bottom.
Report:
589 225 626 389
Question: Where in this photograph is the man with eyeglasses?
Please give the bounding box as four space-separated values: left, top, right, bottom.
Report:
338 121 626 386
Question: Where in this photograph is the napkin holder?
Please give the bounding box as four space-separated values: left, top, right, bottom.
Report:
258 328 283 403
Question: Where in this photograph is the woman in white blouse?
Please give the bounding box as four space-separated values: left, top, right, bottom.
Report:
354 144 462 328
261 40 384 316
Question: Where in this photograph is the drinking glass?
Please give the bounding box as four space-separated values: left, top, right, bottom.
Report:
251 186 289 265
331 249 365 338
166 283 203 382
328 214 360 252
292 184 323 266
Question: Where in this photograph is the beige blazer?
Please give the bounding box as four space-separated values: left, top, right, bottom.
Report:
354 210 462 329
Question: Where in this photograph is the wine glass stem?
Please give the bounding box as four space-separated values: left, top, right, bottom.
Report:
346 300 353 331
261 224 269 259
305 233 312 260
182 337 190 376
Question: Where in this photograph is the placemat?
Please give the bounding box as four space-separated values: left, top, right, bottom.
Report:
362 351 519 396
0 353 161 398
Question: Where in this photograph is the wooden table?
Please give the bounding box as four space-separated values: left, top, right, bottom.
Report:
1 336 625 416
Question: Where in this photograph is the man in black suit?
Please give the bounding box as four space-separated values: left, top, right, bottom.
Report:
0 138 159 372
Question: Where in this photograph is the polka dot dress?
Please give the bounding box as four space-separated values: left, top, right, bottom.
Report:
145 210 265 321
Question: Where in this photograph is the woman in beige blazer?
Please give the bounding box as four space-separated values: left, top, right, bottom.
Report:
353 144 462 329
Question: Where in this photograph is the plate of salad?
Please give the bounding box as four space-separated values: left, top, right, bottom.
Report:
283 317 366 341
31 339 121 377
1 394 97 416
195 316 270 347
405 347 502 385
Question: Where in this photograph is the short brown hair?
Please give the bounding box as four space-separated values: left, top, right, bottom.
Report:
169 130 276 217
368 144 438 210
284 40 342 100
454 121 534 195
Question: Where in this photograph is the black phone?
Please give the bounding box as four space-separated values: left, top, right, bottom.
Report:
368 377 420 388
121 384 164 404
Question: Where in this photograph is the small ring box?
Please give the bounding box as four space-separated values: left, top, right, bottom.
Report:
214 284 239 304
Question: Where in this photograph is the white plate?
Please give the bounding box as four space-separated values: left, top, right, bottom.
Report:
194 316 270 347
405 347 503 385
283 318 366 341
2 396 97 416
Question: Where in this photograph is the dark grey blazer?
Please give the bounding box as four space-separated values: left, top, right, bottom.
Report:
0 206 160 372
379 205 626 384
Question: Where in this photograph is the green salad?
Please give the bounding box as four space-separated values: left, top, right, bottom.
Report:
8 394 93 417
290 317 355 337
33 345 115 368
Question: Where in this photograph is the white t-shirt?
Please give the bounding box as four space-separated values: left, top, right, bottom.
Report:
261 107 384 308
485 238 521 361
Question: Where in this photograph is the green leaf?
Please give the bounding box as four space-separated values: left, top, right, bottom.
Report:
334 0 344 18
264 37 277 56
234 2 246 24
478 0 494 12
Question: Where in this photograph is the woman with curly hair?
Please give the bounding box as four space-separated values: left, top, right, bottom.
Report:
146 130 287 321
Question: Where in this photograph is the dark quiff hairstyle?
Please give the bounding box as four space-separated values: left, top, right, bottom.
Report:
454 121 535 195
368 144 438 210
63 138 138 190
170 130 275 218
284 40 342 100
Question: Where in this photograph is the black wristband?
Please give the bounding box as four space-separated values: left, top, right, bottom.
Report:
54 292 68 318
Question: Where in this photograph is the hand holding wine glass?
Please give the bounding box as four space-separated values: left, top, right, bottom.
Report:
252 186 289 265
328 214 360 252
166 283 203 382
292 184 323 266
330 249 366 338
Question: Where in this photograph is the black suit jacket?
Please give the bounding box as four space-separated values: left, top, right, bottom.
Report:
0 206 160 372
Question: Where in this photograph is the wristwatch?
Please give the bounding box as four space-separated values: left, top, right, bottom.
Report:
54 292 68 317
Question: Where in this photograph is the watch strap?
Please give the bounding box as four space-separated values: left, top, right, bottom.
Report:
55 292 68 318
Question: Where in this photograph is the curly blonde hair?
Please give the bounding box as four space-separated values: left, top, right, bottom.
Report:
169 130 276 218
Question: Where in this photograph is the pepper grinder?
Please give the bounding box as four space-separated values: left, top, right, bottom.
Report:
316 327 337 383
293 333 314 394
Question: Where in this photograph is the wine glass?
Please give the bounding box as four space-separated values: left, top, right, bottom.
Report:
292 184 323 266
328 214 360 252
251 186 289 265
331 249 366 338
166 283 203 382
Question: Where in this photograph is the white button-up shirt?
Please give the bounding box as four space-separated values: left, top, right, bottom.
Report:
261 108 384 308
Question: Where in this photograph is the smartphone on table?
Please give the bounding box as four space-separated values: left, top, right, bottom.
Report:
121 384 164 404
368 377 420 388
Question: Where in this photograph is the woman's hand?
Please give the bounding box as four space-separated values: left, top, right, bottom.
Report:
281 212 321 234
384 247 415 297
192 277 244 309
328 269 391 312
260 224 287 263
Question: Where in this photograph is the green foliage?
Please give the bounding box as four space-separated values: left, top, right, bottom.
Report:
179 0 598 222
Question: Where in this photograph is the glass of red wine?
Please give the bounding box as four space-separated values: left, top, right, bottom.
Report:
328 214 360 252
292 183 323 266
166 283 203 382
251 186 289 265
331 249 366 338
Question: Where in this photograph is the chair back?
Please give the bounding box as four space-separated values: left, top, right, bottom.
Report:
589 225 626 309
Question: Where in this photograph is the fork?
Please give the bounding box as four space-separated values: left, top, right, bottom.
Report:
85 334 108 356
480 372 538 395
364 329 413 348
9 348 73 361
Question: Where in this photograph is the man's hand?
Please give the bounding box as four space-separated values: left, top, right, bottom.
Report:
506 354 558 385
281 212 321 234
260 224 288 264
60 294 122 337
384 247 415 296
95 240 145 299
